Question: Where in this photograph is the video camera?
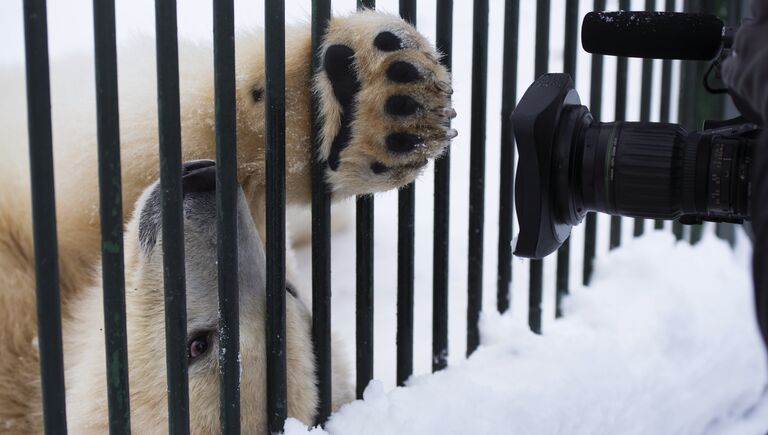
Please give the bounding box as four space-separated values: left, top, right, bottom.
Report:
513 11 762 259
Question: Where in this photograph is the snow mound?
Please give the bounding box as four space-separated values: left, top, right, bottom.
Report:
288 233 768 435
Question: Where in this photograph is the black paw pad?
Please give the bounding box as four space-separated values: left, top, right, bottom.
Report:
386 61 421 83
386 132 422 153
324 44 362 171
324 45 360 106
373 31 402 51
385 95 421 116
371 162 389 174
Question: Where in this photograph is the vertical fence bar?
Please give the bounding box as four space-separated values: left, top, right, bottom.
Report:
213 0 241 432
672 219 684 240
432 0 453 372
355 192 374 396
685 0 704 245
715 0 744 247
93 0 131 432
583 0 605 286
633 0 654 237
555 0 578 318
528 0 549 334
555 237 571 318
355 0 375 399
397 0 417 385
582 214 597 285
154 1 190 432
671 0 686 241
676 0 698 242
311 0 333 424
467 0 489 354
609 0 630 250
497 0 519 316
676 0 695 239
265 1 287 432
396 185 415 384
658 0 674 232
689 0 727 246
22 0 68 432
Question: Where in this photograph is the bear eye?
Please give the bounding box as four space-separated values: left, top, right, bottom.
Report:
187 332 212 363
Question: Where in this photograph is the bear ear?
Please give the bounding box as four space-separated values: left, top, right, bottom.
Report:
234 193 268 296
137 182 162 256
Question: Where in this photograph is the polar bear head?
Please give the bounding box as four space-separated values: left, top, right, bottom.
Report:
64 160 320 433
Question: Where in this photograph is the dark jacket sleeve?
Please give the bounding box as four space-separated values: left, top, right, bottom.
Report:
722 0 768 125
722 0 768 348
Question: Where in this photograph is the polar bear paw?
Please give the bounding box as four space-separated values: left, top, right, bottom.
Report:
314 11 455 197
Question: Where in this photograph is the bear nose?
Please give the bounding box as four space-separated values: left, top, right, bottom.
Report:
182 160 216 194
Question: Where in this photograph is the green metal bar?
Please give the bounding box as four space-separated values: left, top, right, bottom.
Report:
467 0 489 354
433 0 453 372
22 0 68 432
690 224 704 244
714 0 744 248
555 238 569 318
213 0 241 432
716 223 736 248
675 0 696 241
683 0 728 246
555 0 578 319
497 0 519 315
397 182 415 384
673 221 685 240
398 0 419 382
658 0 674 232
265 0 287 432
311 0 333 424
356 194 374 395
93 0 131 431
609 0 629 251
356 0 375 401
528 0 549 335
633 0 654 238
396 0 417 386
529 257 543 333
154 0 190 431
583 213 597 286
583 0 605 287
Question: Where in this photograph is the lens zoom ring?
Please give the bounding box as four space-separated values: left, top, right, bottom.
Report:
612 123 687 218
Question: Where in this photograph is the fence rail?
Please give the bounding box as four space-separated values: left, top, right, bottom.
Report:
22 0 67 432
16 0 744 433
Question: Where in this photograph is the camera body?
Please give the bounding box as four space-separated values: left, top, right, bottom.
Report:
512 10 765 260
513 72 758 259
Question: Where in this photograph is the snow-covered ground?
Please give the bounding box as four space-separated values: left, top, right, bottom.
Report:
288 232 768 434
2 0 766 433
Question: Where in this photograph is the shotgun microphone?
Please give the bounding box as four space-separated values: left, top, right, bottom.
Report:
581 11 732 60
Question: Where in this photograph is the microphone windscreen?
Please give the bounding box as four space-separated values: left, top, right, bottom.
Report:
582 11 724 60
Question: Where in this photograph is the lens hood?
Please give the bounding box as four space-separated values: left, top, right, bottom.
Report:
512 73 582 259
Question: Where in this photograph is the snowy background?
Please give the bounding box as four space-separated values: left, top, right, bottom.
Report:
2 0 767 433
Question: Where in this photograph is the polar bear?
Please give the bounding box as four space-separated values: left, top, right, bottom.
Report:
63 160 341 432
0 10 453 433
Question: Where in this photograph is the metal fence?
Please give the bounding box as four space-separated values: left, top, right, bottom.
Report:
19 0 741 433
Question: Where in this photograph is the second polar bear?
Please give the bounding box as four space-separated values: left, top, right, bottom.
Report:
0 10 453 433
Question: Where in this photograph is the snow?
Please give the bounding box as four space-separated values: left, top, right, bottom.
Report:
286 233 768 435
2 0 766 433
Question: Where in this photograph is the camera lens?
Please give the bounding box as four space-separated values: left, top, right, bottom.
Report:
558 119 753 224
578 121 689 220
511 73 754 259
